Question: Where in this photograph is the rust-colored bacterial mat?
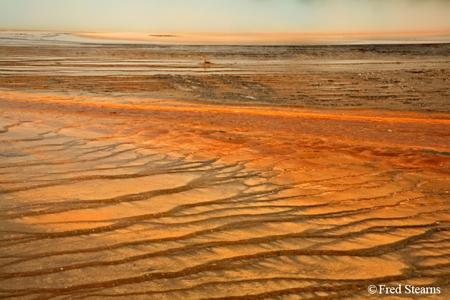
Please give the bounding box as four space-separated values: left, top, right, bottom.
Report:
0 38 449 299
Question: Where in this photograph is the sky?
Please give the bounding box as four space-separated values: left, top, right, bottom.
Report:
1 0 450 35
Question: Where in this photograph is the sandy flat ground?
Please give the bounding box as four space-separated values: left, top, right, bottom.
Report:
75 31 450 45
3 30 450 45
0 33 449 299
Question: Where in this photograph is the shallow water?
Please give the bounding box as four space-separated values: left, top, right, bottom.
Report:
0 35 450 299
1 92 449 299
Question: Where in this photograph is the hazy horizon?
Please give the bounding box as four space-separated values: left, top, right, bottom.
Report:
1 0 450 36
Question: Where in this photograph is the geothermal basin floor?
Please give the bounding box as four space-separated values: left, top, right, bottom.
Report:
0 36 449 299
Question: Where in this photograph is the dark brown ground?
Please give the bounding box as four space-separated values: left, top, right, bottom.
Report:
0 36 449 299
1 42 449 111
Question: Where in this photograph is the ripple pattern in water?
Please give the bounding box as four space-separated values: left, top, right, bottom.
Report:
1 94 449 299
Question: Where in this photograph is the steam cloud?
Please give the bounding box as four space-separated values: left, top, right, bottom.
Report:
0 0 449 34
254 0 450 34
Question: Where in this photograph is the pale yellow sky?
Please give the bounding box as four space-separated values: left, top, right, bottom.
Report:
1 0 450 35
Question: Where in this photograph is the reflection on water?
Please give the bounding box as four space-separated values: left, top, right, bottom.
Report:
1 94 449 299
0 35 449 299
